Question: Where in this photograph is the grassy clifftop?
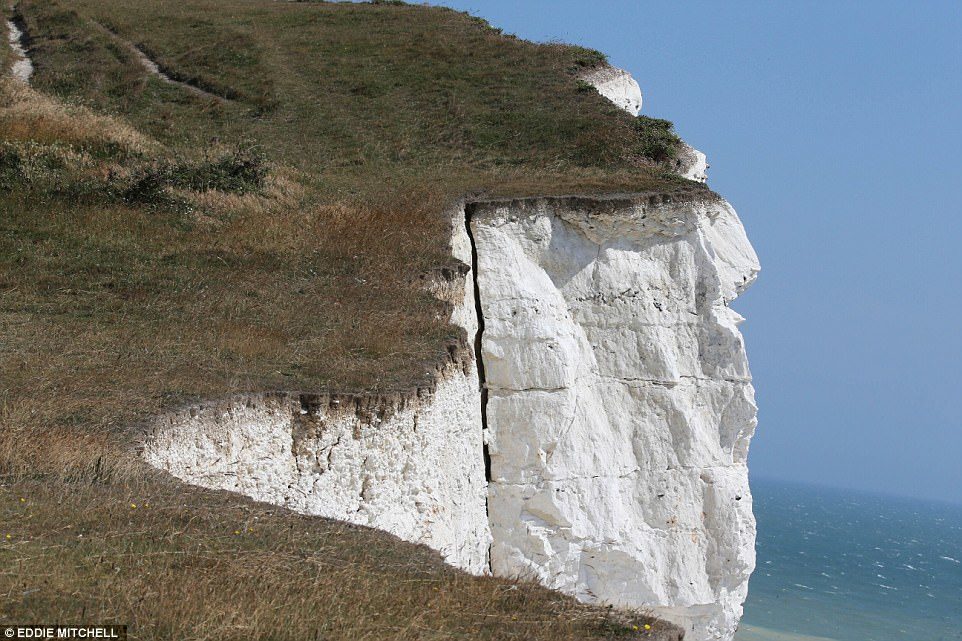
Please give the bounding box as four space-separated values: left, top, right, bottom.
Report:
7 0 703 400
1 1 696 639
23 0 689 179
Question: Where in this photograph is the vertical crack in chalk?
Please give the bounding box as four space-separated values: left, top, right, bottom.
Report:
463 204 492 572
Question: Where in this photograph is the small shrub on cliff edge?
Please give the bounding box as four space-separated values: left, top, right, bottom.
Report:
634 115 681 163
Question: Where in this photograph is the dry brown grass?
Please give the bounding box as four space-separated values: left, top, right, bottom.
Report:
0 477 679 641
0 78 156 155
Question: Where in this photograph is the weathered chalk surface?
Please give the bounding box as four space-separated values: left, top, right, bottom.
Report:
472 195 759 641
581 65 643 116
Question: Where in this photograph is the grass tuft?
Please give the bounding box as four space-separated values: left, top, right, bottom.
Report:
569 44 609 68
165 146 267 194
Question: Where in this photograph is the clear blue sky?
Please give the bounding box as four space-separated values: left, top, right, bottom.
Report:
428 0 962 504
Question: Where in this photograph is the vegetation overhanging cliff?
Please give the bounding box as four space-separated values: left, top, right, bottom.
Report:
0 1 708 638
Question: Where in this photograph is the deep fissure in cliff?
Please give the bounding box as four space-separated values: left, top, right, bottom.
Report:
463 205 492 546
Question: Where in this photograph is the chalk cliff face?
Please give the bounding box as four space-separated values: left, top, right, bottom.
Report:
675 143 709 183
474 68 756 639
142 368 492 572
471 195 758 641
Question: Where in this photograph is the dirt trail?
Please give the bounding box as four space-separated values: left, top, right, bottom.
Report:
6 18 32 82
88 20 225 102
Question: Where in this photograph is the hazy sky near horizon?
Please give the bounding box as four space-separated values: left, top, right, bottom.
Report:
428 1 962 504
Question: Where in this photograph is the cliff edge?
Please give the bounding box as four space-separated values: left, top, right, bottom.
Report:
2 2 755 640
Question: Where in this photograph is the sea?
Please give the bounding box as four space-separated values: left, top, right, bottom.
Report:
735 478 962 641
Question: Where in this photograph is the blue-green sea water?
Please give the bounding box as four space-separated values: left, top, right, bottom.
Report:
735 479 962 641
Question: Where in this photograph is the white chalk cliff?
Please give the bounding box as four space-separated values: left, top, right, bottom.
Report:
472 194 758 641
143 65 758 641
581 65 643 116
674 143 709 183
